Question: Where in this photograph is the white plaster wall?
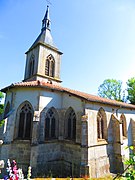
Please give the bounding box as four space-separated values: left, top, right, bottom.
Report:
12 89 37 112
39 90 62 111
5 87 84 126
12 88 63 114
62 93 83 112
4 91 12 106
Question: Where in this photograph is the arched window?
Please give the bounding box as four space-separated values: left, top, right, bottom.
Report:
97 108 107 140
65 107 76 140
29 55 35 77
120 114 127 137
45 107 58 140
18 102 33 140
45 54 55 77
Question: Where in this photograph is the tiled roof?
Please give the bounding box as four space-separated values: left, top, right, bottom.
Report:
1 80 135 109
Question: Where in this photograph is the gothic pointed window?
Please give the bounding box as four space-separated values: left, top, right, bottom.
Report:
45 54 55 77
29 55 35 77
65 107 76 141
97 108 107 140
45 107 58 140
17 102 33 140
120 114 127 138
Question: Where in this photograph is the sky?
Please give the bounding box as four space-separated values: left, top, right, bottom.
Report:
0 0 135 97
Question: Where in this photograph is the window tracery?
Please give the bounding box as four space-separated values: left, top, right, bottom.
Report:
18 102 33 140
45 107 58 139
65 107 76 140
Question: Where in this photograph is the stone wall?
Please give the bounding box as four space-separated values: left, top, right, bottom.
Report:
60 142 81 177
88 145 110 178
31 142 81 177
0 140 31 175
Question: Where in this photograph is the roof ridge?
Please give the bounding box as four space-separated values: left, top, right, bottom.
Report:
1 80 135 109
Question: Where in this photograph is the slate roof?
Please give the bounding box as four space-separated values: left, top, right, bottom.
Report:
29 28 55 51
28 6 55 51
1 80 135 109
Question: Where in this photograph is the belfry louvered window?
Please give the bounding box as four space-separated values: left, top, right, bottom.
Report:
29 55 35 77
18 103 33 140
45 54 55 77
45 59 49 76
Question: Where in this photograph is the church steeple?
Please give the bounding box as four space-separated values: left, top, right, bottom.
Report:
29 6 54 48
24 6 63 85
42 5 51 31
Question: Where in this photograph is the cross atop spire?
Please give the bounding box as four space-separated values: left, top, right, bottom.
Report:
42 5 51 31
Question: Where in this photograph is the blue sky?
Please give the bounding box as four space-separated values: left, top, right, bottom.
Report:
0 0 135 96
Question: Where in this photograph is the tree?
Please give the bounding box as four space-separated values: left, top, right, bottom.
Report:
127 77 135 104
0 92 3 101
98 79 125 101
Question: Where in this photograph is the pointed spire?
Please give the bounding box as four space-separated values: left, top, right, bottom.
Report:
42 5 51 31
29 6 55 49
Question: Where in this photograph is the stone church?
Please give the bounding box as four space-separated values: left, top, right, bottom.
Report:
1 6 135 178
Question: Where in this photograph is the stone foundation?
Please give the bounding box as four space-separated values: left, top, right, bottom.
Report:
0 140 31 175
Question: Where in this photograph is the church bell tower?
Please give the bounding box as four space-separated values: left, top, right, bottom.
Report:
24 6 63 85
